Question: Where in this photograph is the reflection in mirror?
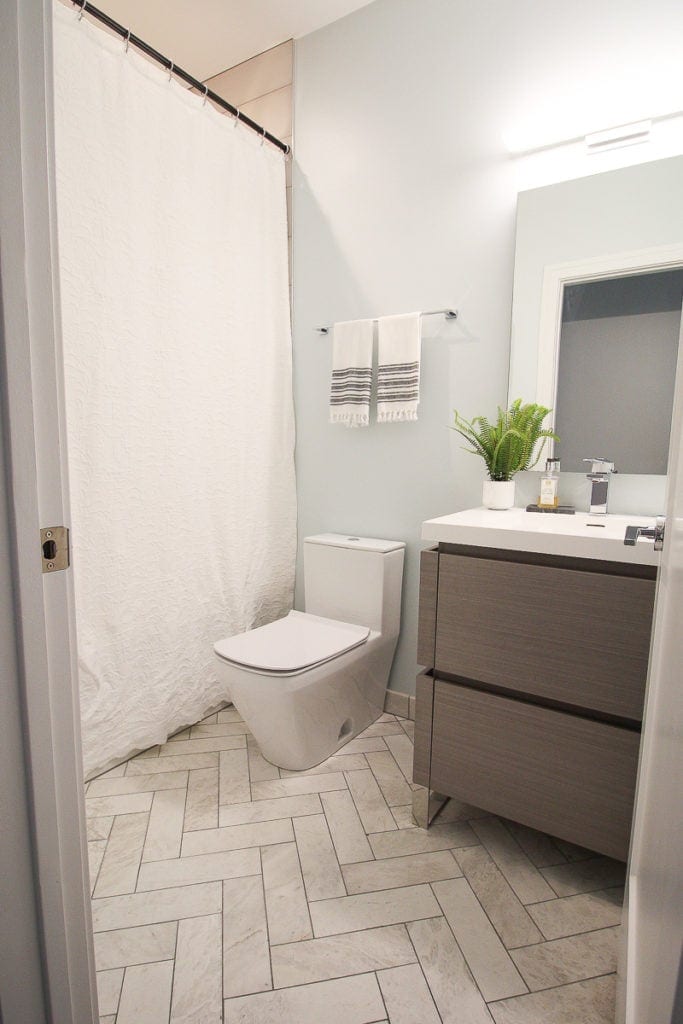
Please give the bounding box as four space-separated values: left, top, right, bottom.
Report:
555 269 683 473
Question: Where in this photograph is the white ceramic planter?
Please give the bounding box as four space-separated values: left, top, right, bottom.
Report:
482 479 515 510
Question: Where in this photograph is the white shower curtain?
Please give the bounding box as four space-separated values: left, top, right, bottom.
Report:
53 3 297 777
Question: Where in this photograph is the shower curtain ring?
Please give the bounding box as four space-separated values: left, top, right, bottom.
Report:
168 61 174 82
260 127 267 146
124 29 131 52
232 108 240 127
202 84 209 106
78 0 87 20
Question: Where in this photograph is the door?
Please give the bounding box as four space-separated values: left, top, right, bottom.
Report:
0 1 97 1021
621 308 683 1024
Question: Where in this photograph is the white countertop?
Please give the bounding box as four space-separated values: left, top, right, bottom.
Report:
422 507 660 567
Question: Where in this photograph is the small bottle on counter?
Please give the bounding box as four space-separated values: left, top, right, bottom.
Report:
538 457 560 509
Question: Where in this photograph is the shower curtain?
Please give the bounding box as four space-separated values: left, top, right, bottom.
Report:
53 3 296 776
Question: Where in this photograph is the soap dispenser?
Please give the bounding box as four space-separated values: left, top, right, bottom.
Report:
538 458 560 509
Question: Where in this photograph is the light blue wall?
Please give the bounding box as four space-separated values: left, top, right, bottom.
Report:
291 0 683 693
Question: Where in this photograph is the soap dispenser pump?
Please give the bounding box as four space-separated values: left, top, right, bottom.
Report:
538 458 560 509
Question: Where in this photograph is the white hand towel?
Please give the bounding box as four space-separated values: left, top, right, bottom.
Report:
329 319 374 427
377 312 422 422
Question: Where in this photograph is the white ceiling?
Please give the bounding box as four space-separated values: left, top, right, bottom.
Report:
92 0 375 80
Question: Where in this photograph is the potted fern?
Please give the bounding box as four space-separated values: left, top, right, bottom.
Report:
452 399 558 509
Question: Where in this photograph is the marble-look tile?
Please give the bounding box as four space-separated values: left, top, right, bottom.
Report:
345 769 397 833
319 792 373 869
170 913 222 1023
223 875 271 998
399 719 415 741
158 736 246 756
501 820 567 868
94 762 127 779
365 751 413 807
94 812 148 898
432 878 527 1002
261 842 312 944
219 793 322 827
94 922 177 971
127 752 219 775
434 800 490 824
96 968 124 1016
137 847 259 891
540 857 626 898
358 719 406 737
116 960 174 1024
527 887 624 940
246 735 280 782
92 882 222 932
216 708 243 723
87 816 114 841
85 792 153 818
343 850 462 894
271 924 416 988
408 917 494 1024
224 972 385 1024
87 771 188 798
184 767 219 831
391 804 417 829
309 883 440 937
182 818 294 857
88 840 107 894
369 821 477 859
280 752 369 777
336 735 389 755
383 733 414 784
456 845 543 949
293 813 345 901
471 818 556 904
251 772 348 800
510 927 619 991
377 963 441 1024
488 974 617 1024
191 721 250 737
552 837 597 862
130 745 160 759
168 727 191 741
219 748 251 805
142 787 186 862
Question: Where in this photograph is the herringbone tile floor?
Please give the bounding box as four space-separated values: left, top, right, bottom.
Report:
86 706 625 1023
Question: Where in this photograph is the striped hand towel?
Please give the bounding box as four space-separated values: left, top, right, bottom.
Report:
329 319 374 427
377 312 422 422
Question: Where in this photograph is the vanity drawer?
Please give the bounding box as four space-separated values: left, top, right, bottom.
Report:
430 681 639 860
435 553 654 721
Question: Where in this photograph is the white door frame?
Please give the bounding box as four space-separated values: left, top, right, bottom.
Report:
0 1 97 1021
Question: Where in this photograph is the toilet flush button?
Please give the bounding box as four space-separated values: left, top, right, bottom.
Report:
347 537 360 541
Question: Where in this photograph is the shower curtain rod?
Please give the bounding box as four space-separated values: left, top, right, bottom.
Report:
69 0 290 155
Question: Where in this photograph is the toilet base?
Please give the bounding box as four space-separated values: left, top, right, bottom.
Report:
215 633 396 770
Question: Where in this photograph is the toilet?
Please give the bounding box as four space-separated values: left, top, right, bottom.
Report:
213 533 405 770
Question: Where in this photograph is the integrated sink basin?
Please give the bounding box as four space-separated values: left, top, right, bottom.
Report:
422 507 660 566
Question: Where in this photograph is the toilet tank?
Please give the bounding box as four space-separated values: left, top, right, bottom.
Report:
303 534 405 636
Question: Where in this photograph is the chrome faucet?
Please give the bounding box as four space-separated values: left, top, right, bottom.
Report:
583 458 617 514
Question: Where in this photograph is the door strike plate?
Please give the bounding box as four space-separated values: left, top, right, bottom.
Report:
41 526 69 573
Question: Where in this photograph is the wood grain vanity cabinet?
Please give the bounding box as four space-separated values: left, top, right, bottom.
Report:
414 543 657 860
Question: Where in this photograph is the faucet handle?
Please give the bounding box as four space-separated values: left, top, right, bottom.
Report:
583 458 617 475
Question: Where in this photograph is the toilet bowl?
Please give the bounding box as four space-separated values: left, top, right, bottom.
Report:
213 533 405 770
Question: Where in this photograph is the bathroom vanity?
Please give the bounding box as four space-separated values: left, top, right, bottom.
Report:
414 508 659 861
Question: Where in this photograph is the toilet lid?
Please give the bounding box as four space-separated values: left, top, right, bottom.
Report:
214 610 370 674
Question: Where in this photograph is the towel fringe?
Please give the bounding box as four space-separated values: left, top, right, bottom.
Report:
376 409 419 423
330 411 369 428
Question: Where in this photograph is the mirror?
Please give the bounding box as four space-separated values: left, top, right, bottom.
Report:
508 155 683 477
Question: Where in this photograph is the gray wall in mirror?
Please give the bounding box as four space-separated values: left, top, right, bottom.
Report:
509 156 683 492
556 270 682 473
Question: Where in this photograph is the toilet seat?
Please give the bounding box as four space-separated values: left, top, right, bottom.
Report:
213 610 370 676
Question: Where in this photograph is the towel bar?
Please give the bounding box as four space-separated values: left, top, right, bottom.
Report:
315 309 458 335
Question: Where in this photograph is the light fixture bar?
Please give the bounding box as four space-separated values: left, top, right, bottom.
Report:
585 120 652 153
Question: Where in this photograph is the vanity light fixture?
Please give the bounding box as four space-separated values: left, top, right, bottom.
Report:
585 120 652 154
